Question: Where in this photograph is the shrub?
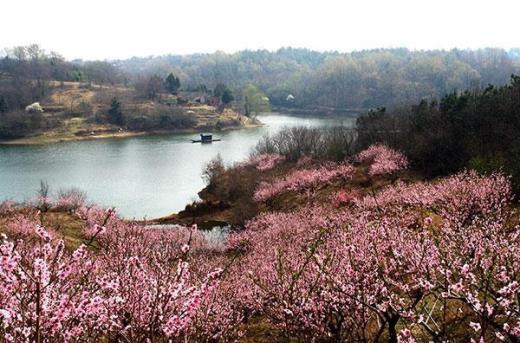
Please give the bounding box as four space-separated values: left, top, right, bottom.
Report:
33 180 51 212
241 153 286 171
254 126 356 162
76 100 93 117
55 187 87 212
0 201 17 216
202 155 262 224
202 154 225 192
253 162 354 202
355 144 409 176
122 106 196 131
0 111 49 139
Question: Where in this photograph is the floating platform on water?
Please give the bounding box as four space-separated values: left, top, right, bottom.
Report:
191 139 221 143
191 133 221 143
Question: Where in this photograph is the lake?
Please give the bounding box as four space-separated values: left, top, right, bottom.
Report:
0 113 355 218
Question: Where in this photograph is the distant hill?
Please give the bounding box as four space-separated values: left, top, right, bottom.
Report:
2 45 519 119
113 47 520 109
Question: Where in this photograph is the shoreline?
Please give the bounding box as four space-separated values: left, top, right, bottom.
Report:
271 106 364 117
0 121 263 146
0 109 362 146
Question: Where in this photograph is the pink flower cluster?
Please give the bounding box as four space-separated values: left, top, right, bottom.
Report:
330 188 361 207
242 153 286 171
1 150 519 341
356 144 409 175
0 201 17 216
296 155 313 168
356 170 511 222
254 163 354 202
228 171 520 341
0 211 228 341
55 190 87 212
27 191 87 213
2 212 47 240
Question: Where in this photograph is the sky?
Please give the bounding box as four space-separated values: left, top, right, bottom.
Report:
0 0 518 60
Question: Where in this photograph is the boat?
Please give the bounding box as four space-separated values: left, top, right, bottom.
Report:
191 133 221 143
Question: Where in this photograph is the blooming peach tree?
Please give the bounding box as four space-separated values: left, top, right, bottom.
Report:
356 144 409 176
0 209 225 342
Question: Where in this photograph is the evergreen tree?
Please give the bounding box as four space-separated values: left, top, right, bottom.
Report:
221 88 234 105
0 96 7 114
164 73 180 94
108 97 124 126
213 83 227 97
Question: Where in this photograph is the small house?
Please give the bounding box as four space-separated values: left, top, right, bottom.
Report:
192 133 221 143
200 133 213 143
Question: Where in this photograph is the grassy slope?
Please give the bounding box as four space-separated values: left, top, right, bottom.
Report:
1 82 258 145
0 209 87 251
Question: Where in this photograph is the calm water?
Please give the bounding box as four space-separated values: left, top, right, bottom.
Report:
0 113 355 218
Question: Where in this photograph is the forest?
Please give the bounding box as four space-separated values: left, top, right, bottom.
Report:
115 47 519 109
356 75 520 194
1 45 519 115
1 45 518 140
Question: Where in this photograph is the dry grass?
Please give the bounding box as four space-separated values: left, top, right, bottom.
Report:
239 317 287 343
0 209 87 251
40 211 86 250
49 88 96 107
2 83 251 145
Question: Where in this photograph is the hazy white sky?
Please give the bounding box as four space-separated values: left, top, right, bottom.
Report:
1 0 518 60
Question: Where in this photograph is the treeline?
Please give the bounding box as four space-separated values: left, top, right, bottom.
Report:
255 126 356 162
2 45 519 113
357 74 520 193
0 44 124 113
1 45 520 140
116 47 519 109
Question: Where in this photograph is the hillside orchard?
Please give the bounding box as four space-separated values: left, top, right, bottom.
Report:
0 145 519 342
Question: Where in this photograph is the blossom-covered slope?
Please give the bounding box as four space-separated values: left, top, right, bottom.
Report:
0 145 519 342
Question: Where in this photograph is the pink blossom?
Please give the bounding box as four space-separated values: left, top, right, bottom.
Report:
330 188 360 207
35 225 52 241
241 153 286 171
0 210 225 341
470 322 482 332
254 162 354 202
356 144 409 175
1 166 519 341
